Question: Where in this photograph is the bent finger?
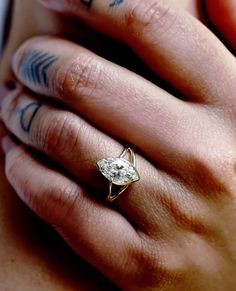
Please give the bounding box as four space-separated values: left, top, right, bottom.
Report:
1 88 168 230
39 0 236 104
2 136 142 287
11 36 195 167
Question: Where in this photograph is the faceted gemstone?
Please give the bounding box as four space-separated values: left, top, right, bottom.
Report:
96 158 140 186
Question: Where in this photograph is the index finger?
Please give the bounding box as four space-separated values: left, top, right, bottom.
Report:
40 0 236 104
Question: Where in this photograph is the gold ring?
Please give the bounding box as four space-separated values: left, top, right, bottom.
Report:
96 148 140 202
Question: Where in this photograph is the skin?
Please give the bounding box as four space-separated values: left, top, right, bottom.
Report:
0 0 235 290
0 1 117 290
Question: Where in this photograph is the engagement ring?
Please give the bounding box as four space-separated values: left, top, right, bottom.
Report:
96 148 140 202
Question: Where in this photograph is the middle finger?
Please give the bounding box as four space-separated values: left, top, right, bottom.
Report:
1 88 173 231
12 36 192 167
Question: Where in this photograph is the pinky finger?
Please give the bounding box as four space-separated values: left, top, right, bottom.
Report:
1 136 141 288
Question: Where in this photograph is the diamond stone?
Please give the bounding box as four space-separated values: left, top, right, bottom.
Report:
97 158 140 186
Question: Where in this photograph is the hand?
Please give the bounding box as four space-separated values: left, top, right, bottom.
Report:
1 1 236 290
0 1 234 290
39 0 236 51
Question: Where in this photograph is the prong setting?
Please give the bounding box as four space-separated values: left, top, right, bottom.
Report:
96 148 140 202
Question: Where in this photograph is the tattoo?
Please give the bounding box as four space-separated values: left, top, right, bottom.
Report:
109 0 123 7
80 0 123 8
18 102 42 133
19 50 57 87
80 0 94 7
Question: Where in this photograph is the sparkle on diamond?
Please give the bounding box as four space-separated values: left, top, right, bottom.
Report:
97 158 139 186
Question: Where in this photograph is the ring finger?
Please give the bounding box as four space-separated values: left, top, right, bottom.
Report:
1 138 141 288
0 87 170 230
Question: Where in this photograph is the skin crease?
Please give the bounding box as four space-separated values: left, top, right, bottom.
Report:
0 0 235 290
0 1 120 290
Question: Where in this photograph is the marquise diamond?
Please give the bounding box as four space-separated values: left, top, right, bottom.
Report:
97 158 140 186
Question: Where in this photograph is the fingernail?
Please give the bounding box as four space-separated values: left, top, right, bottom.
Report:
0 81 16 107
1 136 16 154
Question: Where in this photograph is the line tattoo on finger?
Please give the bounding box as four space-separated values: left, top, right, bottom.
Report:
19 50 58 87
17 102 42 133
80 0 123 8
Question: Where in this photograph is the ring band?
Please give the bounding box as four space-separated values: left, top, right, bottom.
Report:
96 148 140 202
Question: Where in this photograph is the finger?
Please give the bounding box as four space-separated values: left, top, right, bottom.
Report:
1 87 215 238
1 136 142 287
39 0 236 103
0 83 14 156
11 36 195 167
1 87 169 230
205 0 236 51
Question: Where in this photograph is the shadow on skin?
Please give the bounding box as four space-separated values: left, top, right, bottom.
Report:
0 147 118 290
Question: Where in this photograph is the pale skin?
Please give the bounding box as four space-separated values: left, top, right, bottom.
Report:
0 0 235 290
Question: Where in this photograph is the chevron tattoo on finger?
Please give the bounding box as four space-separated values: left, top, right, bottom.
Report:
109 0 124 7
19 50 58 87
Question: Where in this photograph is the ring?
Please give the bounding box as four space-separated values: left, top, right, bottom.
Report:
96 148 140 202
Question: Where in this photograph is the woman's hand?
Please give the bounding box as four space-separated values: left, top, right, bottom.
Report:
39 0 236 51
1 0 236 290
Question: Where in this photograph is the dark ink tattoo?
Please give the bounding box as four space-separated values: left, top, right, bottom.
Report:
80 0 94 8
18 102 42 133
80 0 123 8
109 0 123 7
19 50 58 87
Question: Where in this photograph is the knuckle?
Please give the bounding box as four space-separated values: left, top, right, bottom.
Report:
131 236 202 290
33 110 85 159
34 181 81 226
30 111 89 161
158 189 212 237
190 148 235 199
125 0 176 36
129 238 175 289
56 55 102 101
41 113 71 153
